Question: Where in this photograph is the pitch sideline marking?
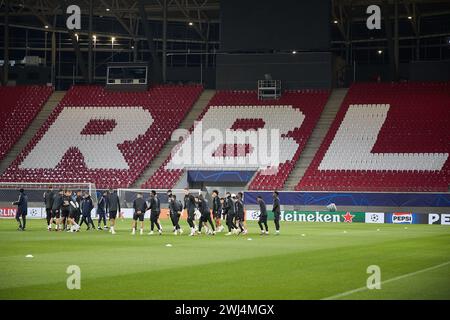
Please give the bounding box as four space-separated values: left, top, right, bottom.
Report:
322 260 450 300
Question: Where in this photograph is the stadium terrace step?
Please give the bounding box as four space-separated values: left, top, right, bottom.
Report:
133 89 216 189
142 89 330 190
284 88 347 190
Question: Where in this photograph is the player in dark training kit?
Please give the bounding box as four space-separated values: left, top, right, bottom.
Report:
272 191 281 235
97 191 109 230
108 189 120 235
60 190 71 230
168 193 183 235
80 192 95 230
51 189 64 231
197 194 215 235
211 190 224 232
257 196 269 235
13 188 28 231
224 192 238 236
73 190 82 225
147 190 162 235
43 186 54 231
131 192 147 235
235 192 247 235
185 193 197 236
68 193 81 232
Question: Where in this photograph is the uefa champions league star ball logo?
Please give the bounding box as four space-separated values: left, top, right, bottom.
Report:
251 211 260 220
370 213 379 223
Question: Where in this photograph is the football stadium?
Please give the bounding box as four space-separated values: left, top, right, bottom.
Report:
0 0 449 306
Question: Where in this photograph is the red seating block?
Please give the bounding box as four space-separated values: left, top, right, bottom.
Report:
0 85 203 188
0 85 53 161
142 89 330 190
297 82 450 192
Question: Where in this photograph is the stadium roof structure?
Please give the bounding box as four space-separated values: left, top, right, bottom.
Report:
1 0 449 39
1 0 449 86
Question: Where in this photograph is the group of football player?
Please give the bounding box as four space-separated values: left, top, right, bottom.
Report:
133 188 281 237
43 187 121 234
40 186 282 236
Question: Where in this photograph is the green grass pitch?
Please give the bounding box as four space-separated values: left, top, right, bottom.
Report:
0 219 449 300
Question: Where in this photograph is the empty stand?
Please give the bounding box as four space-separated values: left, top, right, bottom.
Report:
0 85 203 188
297 82 450 192
143 90 330 190
0 85 53 162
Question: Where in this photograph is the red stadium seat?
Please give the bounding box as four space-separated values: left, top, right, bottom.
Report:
0 85 53 161
142 89 330 190
297 82 450 192
0 85 203 188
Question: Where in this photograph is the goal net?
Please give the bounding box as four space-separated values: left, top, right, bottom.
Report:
117 188 202 208
0 182 97 206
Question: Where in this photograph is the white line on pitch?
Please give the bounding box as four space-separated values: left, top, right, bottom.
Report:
322 260 450 300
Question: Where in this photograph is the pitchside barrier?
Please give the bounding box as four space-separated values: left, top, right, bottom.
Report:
243 190 450 226
245 210 450 226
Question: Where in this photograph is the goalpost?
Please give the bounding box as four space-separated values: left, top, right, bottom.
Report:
0 182 98 205
117 188 202 208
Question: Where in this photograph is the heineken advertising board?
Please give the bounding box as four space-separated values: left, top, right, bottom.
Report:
246 210 365 223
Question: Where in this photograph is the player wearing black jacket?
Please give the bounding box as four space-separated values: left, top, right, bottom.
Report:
68 193 81 232
61 190 71 231
211 190 224 232
97 191 109 230
73 190 82 224
79 192 95 230
12 189 27 231
235 192 247 235
272 191 281 235
51 189 64 231
108 189 120 235
43 186 54 230
257 196 269 235
168 194 183 235
197 194 215 235
224 192 238 235
131 193 147 235
147 190 162 235
185 194 197 236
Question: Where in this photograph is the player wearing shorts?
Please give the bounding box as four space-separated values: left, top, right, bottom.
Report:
51 189 64 231
131 193 147 235
197 194 215 235
60 190 71 231
68 194 81 232
108 189 120 235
